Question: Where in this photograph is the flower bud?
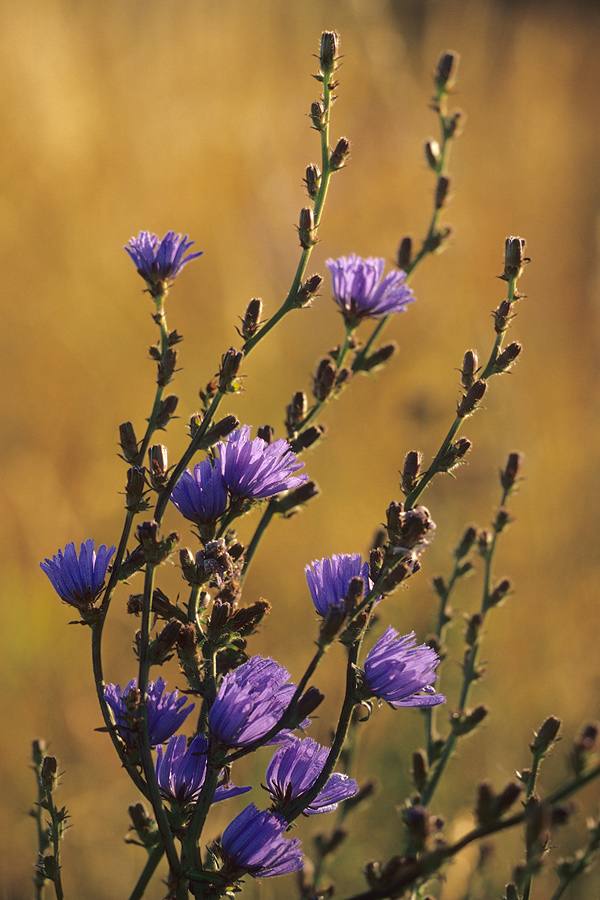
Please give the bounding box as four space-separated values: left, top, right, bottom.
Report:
501 451 523 492
424 140 441 171
198 415 240 449
330 137 351 171
396 236 413 270
310 100 326 131
294 273 323 307
218 347 244 394
435 175 451 209
148 444 169 489
457 380 487 417
401 450 422 495
157 347 177 387
455 525 477 559
289 424 325 453
435 51 460 94
286 392 308 433
412 750 429 793
119 421 139 463
155 394 178 429
530 716 561 755
501 236 528 282
304 164 321 199
126 466 149 513
298 207 316 249
241 298 263 339
359 342 397 372
319 31 339 75
488 578 511 608
493 341 522 374
461 350 478 391
313 357 337 401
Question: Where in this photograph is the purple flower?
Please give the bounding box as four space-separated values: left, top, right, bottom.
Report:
220 803 303 878
40 539 116 609
326 254 415 324
170 458 228 524
216 426 308 501
266 737 358 815
209 656 305 749
156 734 251 809
125 231 203 294
305 553 371 616
363 626 445 708
105 677 194 747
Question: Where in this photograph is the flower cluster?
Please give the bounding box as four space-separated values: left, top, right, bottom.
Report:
326 254 415 325
170 426 308 526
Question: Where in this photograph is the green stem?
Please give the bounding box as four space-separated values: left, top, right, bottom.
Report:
137 562 181 878
127 845 166 900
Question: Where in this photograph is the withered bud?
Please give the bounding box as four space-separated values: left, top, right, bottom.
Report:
455 525 477 560
435 175 451 210
359 342 397 372
310 100 326 131
119 422 139 463
319 30 339 74
241 298 263 339
450 704 489 736
489 578 511 608
501 451 523 492
461 350 479 391
425 140 441 171
397 236 413 270
218 347 244 393
157 347 177 387
155 394 178 430
289 424 325 454
295 273 323 308
401 450 422 495
304 164 321 199
125 466 149 513
298 207 316 249
501 236 529 282
531 716 561 755
435 51 460 94
148 444 169 489
494 341 522 374
330 137 351 171
286 391 308 432
412 750 429 793
457 379 487 417
465 612 483 646
313 357 337 401
256 424 274 444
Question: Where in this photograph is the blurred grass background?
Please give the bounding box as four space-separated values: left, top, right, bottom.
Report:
2 0 600 897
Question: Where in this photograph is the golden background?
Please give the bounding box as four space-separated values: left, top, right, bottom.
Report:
1 1 600 897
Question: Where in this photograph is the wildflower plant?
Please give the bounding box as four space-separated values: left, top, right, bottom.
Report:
33 30 600 900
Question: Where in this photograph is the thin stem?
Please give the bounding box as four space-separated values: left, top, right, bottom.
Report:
127 845 166 900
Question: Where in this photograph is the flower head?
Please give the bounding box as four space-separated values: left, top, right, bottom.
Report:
266 737 358 815
156 734 250 809
216 425 308 501
326 254 415 325
105 677 194 747
209 656 306 749
170 458 228 525
363 626 445 708
305 553 371 616
125 231 203 295
219 803 303 878
40 540 116 610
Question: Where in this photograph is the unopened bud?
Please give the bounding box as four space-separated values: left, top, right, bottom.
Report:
451 704 489 736
272 480 320 516
286 392 308 432
501 236 528 282
298 207 316 249
396 236 413 271
319 31 339 75
412 750 428 793
455 525 477 559
241 298 262 339
157 347 177 387
501 452 523 492
295 273 322 308
401 450 422 495
445 109 465 139
330 137 351 171
313 358 337 401
425 140 441 171
457 380 487 417
305 164 321 199
310 100 326 131
435 51 460 94
465 612 483 646
359 342 397 372
148 444 169 489
296 686 324 721
531 716 561 755
119 422 139 463
256 424 274 444
289 424 325 453
461 350 478 391
126 466 149 513
199 415 240 449
218 347 244 393
435 175 451 209
488 578 511 608
155 394 178 429
494 341 522 374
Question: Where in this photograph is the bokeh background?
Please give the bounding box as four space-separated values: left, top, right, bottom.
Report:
2 0 600 897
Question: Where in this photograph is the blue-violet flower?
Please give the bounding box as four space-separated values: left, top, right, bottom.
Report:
105 677 194 747
266 737 358 815
220 803 303 877
125 231 203 294
216 425 308 501
156 734 250 809
209 656 306 749
170 458 228 524
40 539 116 609
305 553 371 616
363 626 445 708
326 254 414 325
